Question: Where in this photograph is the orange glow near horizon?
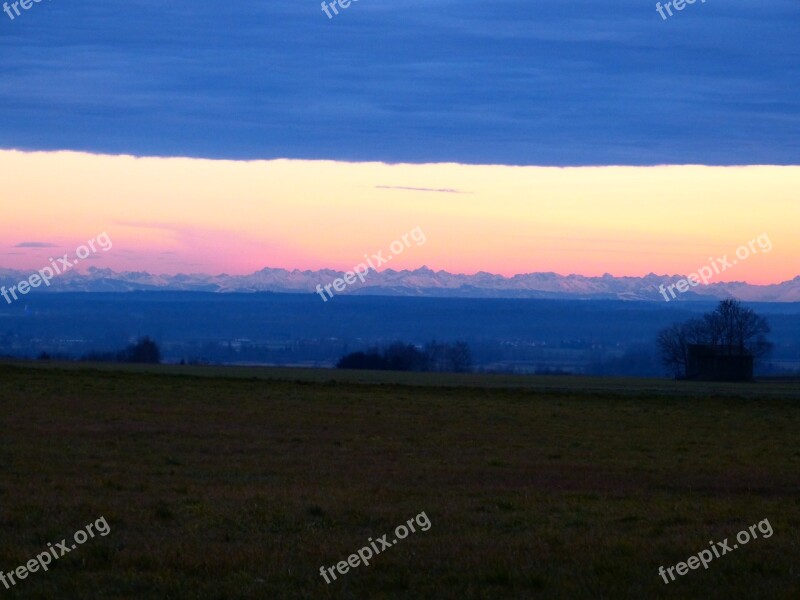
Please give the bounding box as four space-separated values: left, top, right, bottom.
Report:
0 149 798 285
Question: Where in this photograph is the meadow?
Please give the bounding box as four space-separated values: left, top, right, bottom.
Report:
0 362 797 599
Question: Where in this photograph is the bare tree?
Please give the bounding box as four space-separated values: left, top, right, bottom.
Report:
448 341 473 373
657 300 771 378
656 318 707 378
704 299 771 356
657 323 687 378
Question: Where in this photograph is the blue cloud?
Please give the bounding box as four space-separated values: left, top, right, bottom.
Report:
375 186 469 194
0 0 797 165
14 242 57 248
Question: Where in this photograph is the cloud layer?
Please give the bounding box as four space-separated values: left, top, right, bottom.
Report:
0 0 798 164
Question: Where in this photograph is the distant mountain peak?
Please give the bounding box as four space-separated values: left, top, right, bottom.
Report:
0 265 797 302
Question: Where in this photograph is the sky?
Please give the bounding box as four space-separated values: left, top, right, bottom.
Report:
1 1 798 282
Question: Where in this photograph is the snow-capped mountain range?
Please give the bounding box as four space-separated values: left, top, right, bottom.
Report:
1 266 799 302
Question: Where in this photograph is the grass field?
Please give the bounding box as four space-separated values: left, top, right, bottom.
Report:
0 362 798 599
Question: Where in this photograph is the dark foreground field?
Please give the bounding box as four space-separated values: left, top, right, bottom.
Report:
0 363 798 599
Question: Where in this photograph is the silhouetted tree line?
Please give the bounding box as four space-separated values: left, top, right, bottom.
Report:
337 341 472 373
79 337 162 364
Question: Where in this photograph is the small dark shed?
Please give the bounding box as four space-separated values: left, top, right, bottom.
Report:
686 344 753 382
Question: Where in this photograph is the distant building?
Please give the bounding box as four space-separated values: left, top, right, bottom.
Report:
686 344 753 382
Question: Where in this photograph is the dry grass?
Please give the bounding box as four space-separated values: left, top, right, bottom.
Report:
0 362 798 599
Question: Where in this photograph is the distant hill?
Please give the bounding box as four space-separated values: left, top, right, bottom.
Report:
1 266 799 302
1 293 799 375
